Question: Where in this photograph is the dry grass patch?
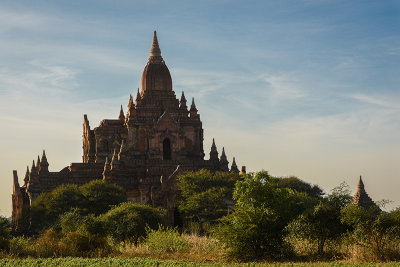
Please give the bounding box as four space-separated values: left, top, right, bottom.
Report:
123 233 226 263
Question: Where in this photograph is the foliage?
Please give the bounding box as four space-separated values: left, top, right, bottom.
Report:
30 185 83 233
286 182 352 256
341 205 400 261
30 180 126 234
144 225 192 253
214 170 295 260
101 202 165 245
80 180 126 215
9 236 30 256
275 176 324 199
177 170 240 229
0 216 11 239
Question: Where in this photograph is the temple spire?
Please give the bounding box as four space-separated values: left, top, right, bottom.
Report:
210 138 219 161
135 88 141 106
24 166 30 185
357 176 365 192
220 147 229 171
119 105 125 121
352 176 377 210
150 30 162 58
31 160 37 174
36 156 41 170
190 97 198 118
231 157 239 173
40 150 49 173
180 91 188 113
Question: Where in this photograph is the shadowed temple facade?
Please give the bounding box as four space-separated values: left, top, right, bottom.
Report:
12 31 243 232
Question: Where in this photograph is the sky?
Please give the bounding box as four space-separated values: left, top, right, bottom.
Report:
1 0 399 217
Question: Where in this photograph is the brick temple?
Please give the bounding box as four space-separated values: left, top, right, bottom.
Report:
12 31 243 232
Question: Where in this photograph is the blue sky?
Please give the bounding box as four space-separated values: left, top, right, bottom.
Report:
1 0 399 217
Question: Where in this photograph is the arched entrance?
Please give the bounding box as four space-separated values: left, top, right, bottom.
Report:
163 138 171 160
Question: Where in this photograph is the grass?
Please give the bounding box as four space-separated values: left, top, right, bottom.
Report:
1 258 400 266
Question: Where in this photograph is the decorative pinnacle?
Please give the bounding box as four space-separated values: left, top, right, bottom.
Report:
357 176 365 192
135 88 141 105
31 160 36 172
150 30 162 58
221 147 226 157
180 91 186 103
128 94 133 108
36 155 41 167
119 105 125 121
211 138 216 149
41 150 48 162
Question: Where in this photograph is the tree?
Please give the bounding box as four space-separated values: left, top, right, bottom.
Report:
341 205 400 260
275 176 324 199
177 170 240 228
286 182 352 256
30 181 126 234
30 185 84 233
214 170 295 260
101 202 165 245
79 180 126 215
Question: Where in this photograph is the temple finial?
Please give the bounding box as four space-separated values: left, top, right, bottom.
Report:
40 149 49 173
135 88 141 105
119 105 125 121
190 97 198 118
231 157 239 173
150 30 162 60
357 176 365 191
210 138 219 160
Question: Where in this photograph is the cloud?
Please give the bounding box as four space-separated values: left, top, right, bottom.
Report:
258 72 307 100
0 9 46 33
349 93 400 110
0 61 79 98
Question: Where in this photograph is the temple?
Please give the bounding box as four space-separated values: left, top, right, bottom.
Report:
12 31 243 232
352 176 377 210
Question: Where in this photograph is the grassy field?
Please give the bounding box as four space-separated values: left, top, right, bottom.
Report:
1 258 400 267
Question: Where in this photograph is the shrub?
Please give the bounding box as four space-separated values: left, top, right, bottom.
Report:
101 202 165 245
145 226 191 253
60 231 91 255
9 236 30 256
0 237 10 252
0 216 10 239
33 228 61 257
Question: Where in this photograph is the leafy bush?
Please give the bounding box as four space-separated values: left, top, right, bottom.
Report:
29 181 126 235
0 216 10 239
33 228 61 257
101 202 165 245
145 225 191 253
0 237 10 252
214 171 295 260
80 180 126 215
341 205 400 261
177 170 240 231
9 236 30 256
286 183 351 257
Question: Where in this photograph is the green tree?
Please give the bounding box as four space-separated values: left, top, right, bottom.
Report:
214 170 295 260
80 180 126 215
101 202 165 245
177 169 240 228
30 181 126 234
341 205 400 260
275 176 324 199
30 185 83 233
286 182 352 256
